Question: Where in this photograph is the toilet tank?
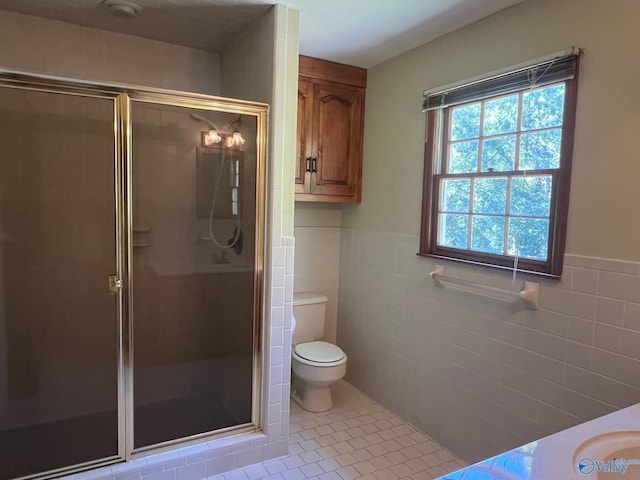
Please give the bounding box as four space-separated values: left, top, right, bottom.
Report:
292 292 328 344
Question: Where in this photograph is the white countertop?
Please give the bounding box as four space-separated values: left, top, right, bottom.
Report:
438 403 640 480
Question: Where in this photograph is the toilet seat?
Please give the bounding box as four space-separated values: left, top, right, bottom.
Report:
293 341 346 367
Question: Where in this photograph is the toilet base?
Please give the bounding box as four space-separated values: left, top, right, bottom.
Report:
291 378 333 413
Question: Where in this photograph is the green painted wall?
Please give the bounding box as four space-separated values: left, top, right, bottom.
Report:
342 0 640 261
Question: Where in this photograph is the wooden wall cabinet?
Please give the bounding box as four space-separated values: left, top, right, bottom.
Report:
296 55 367 203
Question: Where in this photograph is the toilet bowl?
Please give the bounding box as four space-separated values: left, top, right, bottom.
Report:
291 293 347 412
291 339 347 412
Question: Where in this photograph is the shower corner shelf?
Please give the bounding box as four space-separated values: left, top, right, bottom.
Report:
429 265 539 309
133 226 151 248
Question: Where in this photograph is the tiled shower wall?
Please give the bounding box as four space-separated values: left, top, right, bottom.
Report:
0 5 299 480
337 228 640 463
0 10 221 95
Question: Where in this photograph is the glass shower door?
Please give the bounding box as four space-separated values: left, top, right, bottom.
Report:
129 98 261 450
0 74 266 478
0 86 120 479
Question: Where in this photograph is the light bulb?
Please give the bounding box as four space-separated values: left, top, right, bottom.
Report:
232 130 245 146
205 129 221 145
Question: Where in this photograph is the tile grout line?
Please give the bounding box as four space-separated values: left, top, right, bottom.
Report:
210 381 467 480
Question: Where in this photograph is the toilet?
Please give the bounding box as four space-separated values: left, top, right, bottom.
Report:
291 292 347 412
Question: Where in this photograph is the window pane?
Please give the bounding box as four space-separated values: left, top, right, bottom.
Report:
483 94 518 136
519 129 561 170
450 102 481 140
522 83 565 130
482 135 516 172
441 179 470 213
439 213 468 249
510 175 552 217
508 218 549 260
471 215 505 255
473 177 507 214
448 140 478 173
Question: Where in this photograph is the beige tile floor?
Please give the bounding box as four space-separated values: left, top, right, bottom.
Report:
215 381 467 480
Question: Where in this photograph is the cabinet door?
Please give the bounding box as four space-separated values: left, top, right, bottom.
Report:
311 81 363 199
295 79 313 194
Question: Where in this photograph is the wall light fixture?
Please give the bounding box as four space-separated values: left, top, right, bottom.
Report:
191 113 245 148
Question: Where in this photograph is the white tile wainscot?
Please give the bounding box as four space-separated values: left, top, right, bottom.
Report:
338 227 640 463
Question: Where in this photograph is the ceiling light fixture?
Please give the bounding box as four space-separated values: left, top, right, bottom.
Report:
103 0 142 19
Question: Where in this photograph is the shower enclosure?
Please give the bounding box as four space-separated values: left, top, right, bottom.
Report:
0 73 266 480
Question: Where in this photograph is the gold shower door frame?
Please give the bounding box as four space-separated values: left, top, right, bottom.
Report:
123 91 267 458
0 71 267 479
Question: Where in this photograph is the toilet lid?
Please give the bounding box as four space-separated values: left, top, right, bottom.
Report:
294 341 345 363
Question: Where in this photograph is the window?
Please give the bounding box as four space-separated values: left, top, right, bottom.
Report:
420 52 579 277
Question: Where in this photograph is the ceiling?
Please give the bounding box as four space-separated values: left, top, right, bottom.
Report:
0 0 525 68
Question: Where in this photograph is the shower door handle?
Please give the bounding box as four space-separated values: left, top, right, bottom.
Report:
108 275 123 295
